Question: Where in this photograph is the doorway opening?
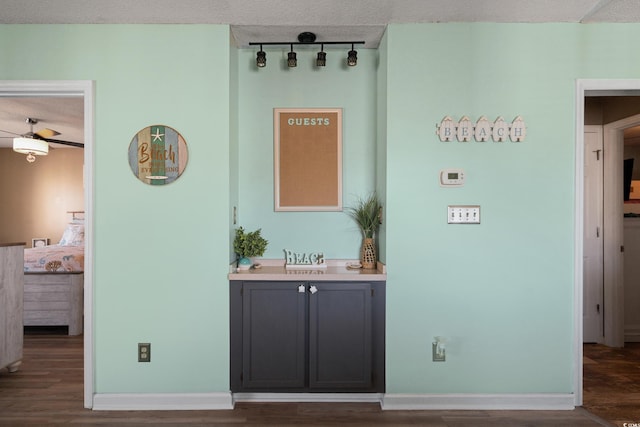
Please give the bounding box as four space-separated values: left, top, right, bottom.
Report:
0 80 94 408
575 79 640 407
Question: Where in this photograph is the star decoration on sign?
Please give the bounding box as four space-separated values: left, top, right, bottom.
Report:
151 128 164 142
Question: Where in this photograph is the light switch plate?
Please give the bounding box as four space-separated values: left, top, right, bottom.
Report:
448 205 480 224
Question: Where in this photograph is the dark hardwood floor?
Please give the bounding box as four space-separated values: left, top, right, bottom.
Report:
0 329 624 426
583 342 640 426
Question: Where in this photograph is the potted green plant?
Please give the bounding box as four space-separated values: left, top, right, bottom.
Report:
233 226 268 270
345 193 382 269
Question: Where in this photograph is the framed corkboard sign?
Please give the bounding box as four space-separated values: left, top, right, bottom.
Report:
274 108 343 211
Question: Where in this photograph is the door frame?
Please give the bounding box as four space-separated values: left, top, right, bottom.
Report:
574 79 640 406
602 113 640 347
583 124 604 344
0 80 95 408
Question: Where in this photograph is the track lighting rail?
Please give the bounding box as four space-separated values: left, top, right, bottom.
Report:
250 32 363 68
249 41 365 47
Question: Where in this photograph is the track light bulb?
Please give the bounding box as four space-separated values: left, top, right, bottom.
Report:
317 45 326 67
288 45 297 67
256 46 266 68
347 44 357 66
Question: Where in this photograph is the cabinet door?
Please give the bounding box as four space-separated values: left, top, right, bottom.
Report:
308 282 372 390
241 282 306 389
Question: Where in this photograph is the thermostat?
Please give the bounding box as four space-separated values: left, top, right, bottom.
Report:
440 169 465 187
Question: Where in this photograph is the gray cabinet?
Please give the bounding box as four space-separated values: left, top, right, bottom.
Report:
230 280 385 393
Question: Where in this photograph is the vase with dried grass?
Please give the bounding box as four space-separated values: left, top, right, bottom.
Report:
346 193 382 270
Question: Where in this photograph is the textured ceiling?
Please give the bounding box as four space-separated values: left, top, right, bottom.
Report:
1 0 640 148
0 0 639 47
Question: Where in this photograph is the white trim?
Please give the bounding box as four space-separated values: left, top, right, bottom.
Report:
574 79 586 408
582 125 604 344
625 324 640 342
233 392 383 405
574 78 640 408
0 80 95 409
602 114 640 348
92 392 234 411
83 81 95 409
381 393 575 411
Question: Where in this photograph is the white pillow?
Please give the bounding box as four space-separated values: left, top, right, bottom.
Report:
59 223 85 246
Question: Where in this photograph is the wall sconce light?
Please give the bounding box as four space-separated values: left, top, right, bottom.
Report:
250 32 364 69
256 45 266 68
287 44 297 68
347 44 357 66
316 44 326 67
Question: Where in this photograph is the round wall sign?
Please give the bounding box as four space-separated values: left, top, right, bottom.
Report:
128 125 188 185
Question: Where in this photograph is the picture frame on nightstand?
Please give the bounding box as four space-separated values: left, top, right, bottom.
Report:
32 238 49 248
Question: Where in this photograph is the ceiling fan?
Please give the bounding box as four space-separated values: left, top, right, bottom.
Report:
0 117 84 148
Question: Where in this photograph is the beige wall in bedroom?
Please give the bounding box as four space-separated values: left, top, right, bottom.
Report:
0 147 83 247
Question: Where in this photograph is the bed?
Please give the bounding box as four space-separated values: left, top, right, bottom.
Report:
23 220 84 336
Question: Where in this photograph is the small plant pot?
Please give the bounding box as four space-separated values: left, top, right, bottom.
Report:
237 257 252 271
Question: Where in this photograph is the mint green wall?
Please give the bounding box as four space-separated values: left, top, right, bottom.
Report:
3 21 640 399
383 23 640 394
0 25 232 393
236 48 379 260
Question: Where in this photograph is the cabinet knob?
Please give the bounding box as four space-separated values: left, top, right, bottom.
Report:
309 285 318 294
298 284 306 293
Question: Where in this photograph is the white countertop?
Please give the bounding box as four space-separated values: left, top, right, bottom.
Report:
228 259 386 282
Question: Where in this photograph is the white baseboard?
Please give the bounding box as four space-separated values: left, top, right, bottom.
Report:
92 392 233 410
233 393 383 405
381 393 575 410
91 392 574 411
625 324 640 342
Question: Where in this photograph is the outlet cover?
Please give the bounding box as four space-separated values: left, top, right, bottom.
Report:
138 343 151 362
432 342 446 362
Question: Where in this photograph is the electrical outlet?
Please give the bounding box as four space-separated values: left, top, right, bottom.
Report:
432 342 446 362
138 343 151 362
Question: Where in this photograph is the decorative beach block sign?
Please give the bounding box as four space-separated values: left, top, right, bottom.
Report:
474 116 491 142
284 249 327 269
128 125 188 185
436 116 526 143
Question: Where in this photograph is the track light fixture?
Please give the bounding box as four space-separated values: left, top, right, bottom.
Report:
287 44 297 67
347 44 357 66
249 32 364 69
256 45 266 67
317 44 326 67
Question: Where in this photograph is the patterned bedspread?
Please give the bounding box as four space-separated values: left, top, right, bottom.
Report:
24 245 84 273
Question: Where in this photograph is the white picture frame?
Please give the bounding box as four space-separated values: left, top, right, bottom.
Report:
32 238 49 248
273 108 343 212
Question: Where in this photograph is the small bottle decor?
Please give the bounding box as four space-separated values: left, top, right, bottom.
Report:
233 226 268 271
345 193 382 269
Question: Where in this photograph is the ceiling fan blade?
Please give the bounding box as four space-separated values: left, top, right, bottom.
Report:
0 128 22 137
35 128 61 138
38 136 84 148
